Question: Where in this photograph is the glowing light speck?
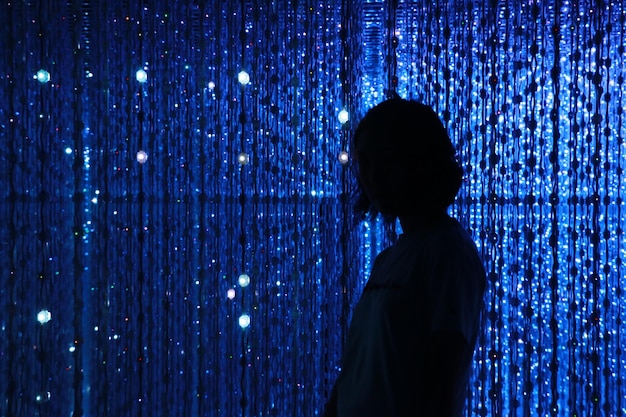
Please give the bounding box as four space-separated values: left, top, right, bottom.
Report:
237 70 250 85
238 273 250 287
338 151 350 165
338 109 349 124
136 69 148 83
37 309 52 324
137 150 148 164
238 152 250 165
238 314 251 329
35 69 50 83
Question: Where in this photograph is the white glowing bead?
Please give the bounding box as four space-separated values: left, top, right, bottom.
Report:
136 150 148 164
69 346 76 353
338 109 349 124
227 288 236 299
338 151 350 165
237 70 250 85
136 69 148 83
36 69 50 83
37 310 52 324
35 392 51 403
238 314 251 329
208 81 215 89
238 152 249 165
238 273 250 287
65 147 73 155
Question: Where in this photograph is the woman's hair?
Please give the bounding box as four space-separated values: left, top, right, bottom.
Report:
351 97 464 222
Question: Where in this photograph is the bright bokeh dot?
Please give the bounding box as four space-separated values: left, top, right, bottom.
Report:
136 150 148 164
238 273 250 287
36 69 50 83
37 309 52 324
65 147 73 155
338 109 349 124
238 152 249 165
136 69 148 83
227 288 236 300
35 392 50 403
237 70 250 85
238 314 251 329
338 151 350 165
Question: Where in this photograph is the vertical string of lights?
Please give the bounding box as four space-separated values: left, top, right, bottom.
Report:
598 4 622 414
242 1 260 415
547 2 562 415
521 2 540 415
378 0 398 243
287 3 303 410
146 3 165 412
253 0 271 409
581 4 602 415
34 3 52 411
195 3 211 414
218 4 237 413
134 1 147 413
184 4 204 415
385 0 398 100
236 1 251 414
482 2 504 413
4 1 20 414
504 3 523 414
500 2 514 413
338 0 359 375
150 2 166 409
257 2 283 411
588 3 606 413
565 0 582 411
453 3 489 413
286 4 303 408
158 4 178 413
15 5 35 413
599 5 614 412
578 3 595 410
613 8 625 413
337 0 349 396
68 0 87 414
90 2 113 414
535 12 550 410
182 7 197 405
400 2 415 101
214 3 234 412
438 2 453 127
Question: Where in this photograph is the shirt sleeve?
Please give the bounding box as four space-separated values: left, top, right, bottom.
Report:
425 228 486 343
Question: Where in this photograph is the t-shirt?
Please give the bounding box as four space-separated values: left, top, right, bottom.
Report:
333 215 486 417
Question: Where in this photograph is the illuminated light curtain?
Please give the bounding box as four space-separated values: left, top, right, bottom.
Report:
1 1 625 417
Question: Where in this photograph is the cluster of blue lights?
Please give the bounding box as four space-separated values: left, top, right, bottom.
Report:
0 1 625 416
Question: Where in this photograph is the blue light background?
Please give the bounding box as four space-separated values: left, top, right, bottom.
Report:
0 1 624 416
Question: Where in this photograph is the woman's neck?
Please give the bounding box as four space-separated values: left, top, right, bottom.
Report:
399 210 449 233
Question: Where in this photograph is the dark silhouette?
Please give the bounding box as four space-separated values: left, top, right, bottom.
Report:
323 98 487 417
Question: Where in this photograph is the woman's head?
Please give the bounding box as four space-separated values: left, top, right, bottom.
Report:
351 98 463 221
